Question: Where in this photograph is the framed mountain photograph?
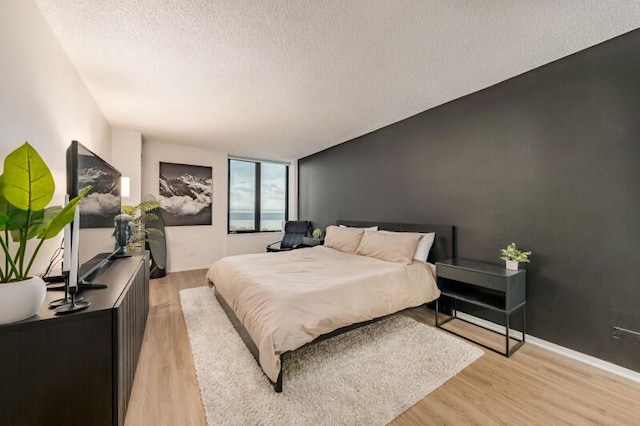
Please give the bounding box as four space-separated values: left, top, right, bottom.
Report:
159 162 213 226
74 142 122 228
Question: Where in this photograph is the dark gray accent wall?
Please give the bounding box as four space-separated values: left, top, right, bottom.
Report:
299 29 640 371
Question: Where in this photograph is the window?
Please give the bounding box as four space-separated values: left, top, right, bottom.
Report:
228 158 288 233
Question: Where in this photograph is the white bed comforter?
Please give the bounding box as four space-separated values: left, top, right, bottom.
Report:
206 245 440 382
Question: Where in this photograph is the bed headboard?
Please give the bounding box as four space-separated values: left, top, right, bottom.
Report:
336 220 455 263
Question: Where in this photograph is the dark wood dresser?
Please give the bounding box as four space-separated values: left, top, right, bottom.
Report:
0 252 150 426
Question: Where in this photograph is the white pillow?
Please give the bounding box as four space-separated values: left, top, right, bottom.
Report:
339 224 379 231
378 230 436 262
414 232 436 262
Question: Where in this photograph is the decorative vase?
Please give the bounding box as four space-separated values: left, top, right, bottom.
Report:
0 276 46 325
505 260 519 271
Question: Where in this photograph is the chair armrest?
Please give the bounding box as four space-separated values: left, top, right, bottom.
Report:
266 241 283 252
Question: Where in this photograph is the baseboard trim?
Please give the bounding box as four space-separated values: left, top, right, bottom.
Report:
455 312 640 384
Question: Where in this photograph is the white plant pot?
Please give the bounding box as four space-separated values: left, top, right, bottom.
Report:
505 260 519 271
0 276 46 325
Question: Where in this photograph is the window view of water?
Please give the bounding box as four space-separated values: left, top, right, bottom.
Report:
229 159 287 232
229 210 285 231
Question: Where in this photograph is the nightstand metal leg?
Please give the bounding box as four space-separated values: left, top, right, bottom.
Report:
523 306 526 342
435 296 457 329
505 311 510 356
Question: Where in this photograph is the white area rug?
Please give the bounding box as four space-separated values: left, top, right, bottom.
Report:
180 287 483 426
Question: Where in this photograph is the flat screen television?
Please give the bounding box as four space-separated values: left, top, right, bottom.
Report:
66 140 121 281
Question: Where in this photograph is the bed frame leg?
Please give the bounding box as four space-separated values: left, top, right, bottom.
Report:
274 368 283 393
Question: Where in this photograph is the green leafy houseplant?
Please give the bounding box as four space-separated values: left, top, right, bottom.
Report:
500 242 532 263
312 227 323 240
121 199 163 253
0 142 89 283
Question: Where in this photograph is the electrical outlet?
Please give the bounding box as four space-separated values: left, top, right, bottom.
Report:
612 326 640 343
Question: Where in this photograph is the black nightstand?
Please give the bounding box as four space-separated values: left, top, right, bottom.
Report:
435 259 526 357
301 237 324 247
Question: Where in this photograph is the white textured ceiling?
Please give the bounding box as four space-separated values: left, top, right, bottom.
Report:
35 1 640 160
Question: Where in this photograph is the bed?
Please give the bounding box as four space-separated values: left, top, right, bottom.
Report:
206 220 454 392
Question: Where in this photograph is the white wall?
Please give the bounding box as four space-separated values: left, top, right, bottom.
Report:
0 0 111 276
112 129 142 206
142 141 228 272
142 140 297 272
226 232 285 256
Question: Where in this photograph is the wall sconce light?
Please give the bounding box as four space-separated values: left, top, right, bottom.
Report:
121 176 131 198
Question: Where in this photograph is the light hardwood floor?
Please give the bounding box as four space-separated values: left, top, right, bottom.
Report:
125 269 640 425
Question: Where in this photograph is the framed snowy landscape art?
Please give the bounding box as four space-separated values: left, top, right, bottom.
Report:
159 162 213 226
75 143 122 228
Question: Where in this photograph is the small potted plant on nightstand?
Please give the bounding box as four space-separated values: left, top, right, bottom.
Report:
303 227 324 247
500 242 531 270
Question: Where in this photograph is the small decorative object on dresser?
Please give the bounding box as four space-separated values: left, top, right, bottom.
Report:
0 142 89 324
113 212 133 257
500 242 532 270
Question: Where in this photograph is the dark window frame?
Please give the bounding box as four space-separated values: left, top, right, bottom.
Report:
227 158 289 234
